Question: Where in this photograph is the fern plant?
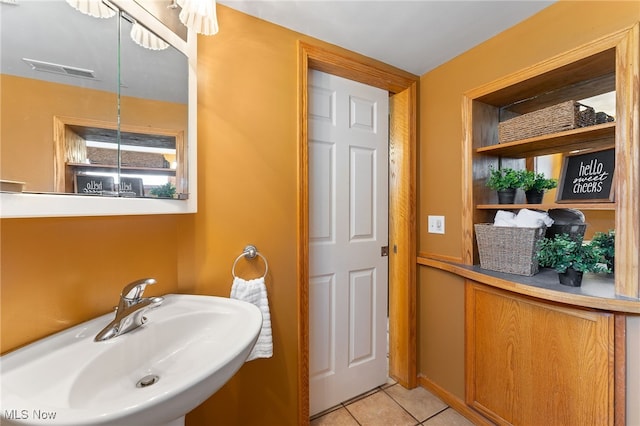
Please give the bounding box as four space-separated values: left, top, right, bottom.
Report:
149 182 176 198
519 170 557 192
591 230 615 272
486 166 522 191
536 233 607 273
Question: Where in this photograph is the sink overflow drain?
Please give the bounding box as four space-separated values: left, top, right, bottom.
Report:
136 374 160 388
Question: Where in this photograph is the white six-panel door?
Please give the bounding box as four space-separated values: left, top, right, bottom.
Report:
308 69 389 416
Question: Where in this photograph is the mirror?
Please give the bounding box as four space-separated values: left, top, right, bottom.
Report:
0 0 197 217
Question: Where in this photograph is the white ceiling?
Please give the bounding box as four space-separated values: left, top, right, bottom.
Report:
218 0 556 76
1 0 556 103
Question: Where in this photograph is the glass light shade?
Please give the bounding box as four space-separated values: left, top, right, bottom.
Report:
130 22 169 51
177 0 219 36
65 0 116 19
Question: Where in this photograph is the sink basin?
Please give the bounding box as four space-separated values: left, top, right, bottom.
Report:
0 294 262 426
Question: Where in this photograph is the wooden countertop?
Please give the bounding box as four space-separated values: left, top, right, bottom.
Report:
417 256 640 314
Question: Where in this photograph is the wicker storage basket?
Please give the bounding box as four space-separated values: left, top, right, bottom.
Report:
474 224 547 276
498 100 595 143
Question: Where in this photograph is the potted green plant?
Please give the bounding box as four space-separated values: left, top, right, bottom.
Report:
519 170 557 204
486 166 522 204
591 229 615 274
536 233 608 286
149 182 177 198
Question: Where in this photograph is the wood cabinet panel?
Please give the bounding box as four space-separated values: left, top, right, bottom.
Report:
467 283 615 425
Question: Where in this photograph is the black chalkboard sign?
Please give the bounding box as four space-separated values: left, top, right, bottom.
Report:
119 177 144 197
556 148 615 202
75 174 115 195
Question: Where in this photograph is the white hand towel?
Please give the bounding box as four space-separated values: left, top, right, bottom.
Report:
230 276 273 361
515 208 554 228
493 210 517 227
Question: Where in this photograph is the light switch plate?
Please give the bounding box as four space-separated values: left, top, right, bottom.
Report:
428 215 445 234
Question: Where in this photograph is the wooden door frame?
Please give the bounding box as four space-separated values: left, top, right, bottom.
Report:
297 41 418 423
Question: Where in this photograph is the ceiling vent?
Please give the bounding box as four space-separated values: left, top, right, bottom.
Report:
22 58 96 79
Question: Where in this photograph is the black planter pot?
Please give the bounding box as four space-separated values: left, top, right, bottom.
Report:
525 189 544 204
558 268 584 287
497 188 516 204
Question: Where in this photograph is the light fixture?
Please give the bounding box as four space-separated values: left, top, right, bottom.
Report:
176 0 219 36
65 0 115 19
130 22 169 50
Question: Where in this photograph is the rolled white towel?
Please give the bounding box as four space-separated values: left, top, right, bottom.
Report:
230 277 273 361
515 208 554 228
494 210 517 227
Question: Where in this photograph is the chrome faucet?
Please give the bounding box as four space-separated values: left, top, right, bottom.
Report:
95 278 164 342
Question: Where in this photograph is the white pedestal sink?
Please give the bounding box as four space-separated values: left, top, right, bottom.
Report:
0 294 262 425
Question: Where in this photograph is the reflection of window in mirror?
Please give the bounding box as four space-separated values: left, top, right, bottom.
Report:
580 91 616 120
53 116 184 198
82 130 178 198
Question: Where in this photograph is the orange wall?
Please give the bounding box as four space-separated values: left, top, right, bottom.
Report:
182 7 412 423
181 6 302 424
418 0 640 399
0 75 186 192
0 215 181 350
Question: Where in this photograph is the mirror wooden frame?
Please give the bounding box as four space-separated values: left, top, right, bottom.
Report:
0 0 197 218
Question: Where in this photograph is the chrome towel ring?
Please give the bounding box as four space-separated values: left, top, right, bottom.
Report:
232 245 269 279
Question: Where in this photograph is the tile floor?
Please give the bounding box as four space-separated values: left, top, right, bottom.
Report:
310 379 475 426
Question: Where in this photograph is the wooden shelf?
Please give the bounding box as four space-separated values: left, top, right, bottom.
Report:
67 163 176 176
477 202 615 211
476 122 615 158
